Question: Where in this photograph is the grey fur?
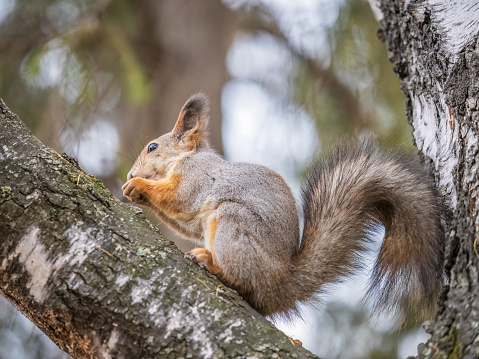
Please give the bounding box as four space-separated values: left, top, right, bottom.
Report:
125 93 445 320
296 141 445 319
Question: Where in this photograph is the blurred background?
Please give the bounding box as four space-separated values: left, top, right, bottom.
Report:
0 0 427 358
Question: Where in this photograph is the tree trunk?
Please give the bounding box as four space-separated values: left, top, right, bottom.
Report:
0 100 316 358
373 0 479 357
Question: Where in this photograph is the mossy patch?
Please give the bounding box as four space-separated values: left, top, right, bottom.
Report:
447 327 460 359
1 186 12 197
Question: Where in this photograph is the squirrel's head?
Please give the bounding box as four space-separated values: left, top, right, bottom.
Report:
127 92 210 181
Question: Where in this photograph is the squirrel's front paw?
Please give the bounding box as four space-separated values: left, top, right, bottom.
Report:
122 177 150 206
185 248 222 276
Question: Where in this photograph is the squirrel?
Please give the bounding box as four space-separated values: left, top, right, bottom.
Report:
122 92 445 320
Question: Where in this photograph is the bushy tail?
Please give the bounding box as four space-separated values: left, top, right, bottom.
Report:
292 141 445 319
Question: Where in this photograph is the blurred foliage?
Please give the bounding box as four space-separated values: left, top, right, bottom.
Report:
1 0 150 133
302 298 428 359
309 302 399 359
295 0 412 150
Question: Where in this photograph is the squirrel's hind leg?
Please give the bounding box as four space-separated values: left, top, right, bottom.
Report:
209 204 294 316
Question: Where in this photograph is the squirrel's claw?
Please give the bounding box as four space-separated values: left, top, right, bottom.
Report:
185 248 222 276
122 178 149 206
185 248 212 266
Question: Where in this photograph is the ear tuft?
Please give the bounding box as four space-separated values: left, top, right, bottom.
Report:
172 92 210 149
182 92 210 119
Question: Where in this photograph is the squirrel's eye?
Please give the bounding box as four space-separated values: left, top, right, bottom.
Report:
147 143 159 154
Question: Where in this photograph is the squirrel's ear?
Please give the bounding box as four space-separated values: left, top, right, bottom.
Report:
172 93 210 148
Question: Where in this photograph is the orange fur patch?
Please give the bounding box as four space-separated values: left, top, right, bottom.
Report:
173 109 205 151
146 173 183 217
187 248 222 276
184 129 201 151
172 109 192 134
209 217 218 264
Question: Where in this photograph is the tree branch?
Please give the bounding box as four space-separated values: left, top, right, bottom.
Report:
0 99 317 358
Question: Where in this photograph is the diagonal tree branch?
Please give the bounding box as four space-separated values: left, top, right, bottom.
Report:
0 99 317 359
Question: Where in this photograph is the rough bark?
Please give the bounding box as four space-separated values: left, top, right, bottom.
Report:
372 1 479 358
0 100 317 359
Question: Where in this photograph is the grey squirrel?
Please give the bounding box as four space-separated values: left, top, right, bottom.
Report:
122 93 445 320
